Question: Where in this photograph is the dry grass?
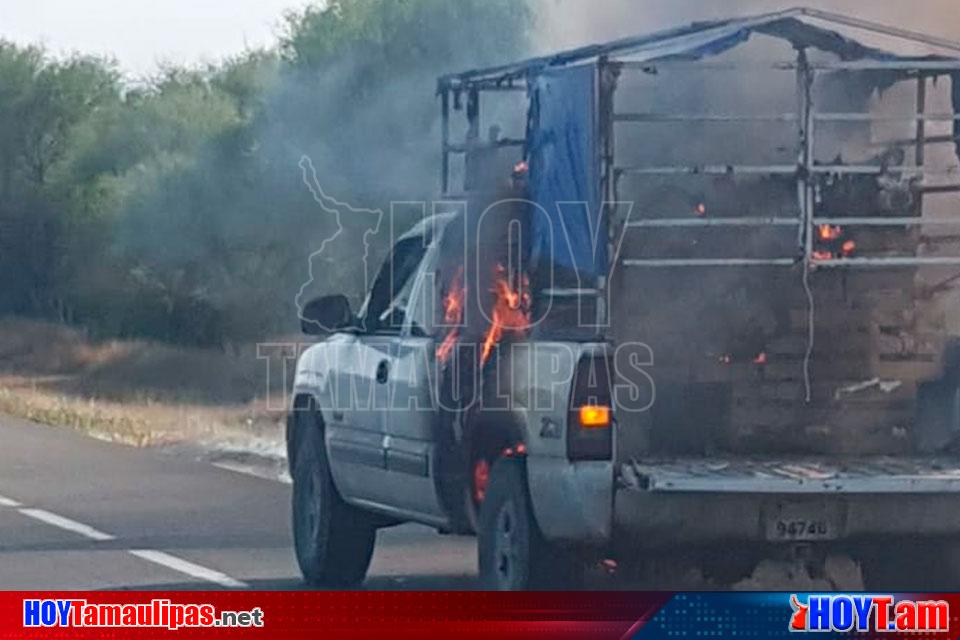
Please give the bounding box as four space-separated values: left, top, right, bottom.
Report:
0 318 290 452
0 317 284 404
0 375 282 448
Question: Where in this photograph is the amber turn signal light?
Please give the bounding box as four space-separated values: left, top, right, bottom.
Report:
578 405 611 429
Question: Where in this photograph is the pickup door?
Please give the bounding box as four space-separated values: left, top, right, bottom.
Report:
327 214 459 525
383 224 450 521
325 230 431 512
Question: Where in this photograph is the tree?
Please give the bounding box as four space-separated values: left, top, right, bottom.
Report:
0 0 533 345
0 43 119 315
108 0 532 345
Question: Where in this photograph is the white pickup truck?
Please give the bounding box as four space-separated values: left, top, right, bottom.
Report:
287 10 960 590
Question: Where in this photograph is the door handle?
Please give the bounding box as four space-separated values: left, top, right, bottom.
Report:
376 360 390 384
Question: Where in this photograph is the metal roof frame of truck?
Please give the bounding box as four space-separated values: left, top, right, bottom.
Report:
435 8 960 335
438 7 960 92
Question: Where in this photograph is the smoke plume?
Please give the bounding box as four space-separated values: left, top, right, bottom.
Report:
533 0 960 52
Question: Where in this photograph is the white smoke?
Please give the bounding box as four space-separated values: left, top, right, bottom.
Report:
532 0 960 52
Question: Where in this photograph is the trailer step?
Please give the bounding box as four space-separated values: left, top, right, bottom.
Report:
621 456 960 494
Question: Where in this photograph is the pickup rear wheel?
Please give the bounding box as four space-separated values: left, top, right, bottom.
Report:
292 411 375 587
478 458 582 590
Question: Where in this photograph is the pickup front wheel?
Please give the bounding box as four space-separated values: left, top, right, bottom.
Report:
478 458 582 590
292 411 376 587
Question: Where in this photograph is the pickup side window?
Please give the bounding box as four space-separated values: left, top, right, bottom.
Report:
405 247 443 339
360 236 429 334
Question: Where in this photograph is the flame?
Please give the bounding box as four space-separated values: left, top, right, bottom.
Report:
841 240 856 256
436 267 465 363
480 265 531 366
812 250 833 261
819 225 843 241
753 351 768 365
436 329 459 363
694 203 707 217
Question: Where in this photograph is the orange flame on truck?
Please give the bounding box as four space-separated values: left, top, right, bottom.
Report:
436 267 465 364
818 224 843 241
480 265 531 366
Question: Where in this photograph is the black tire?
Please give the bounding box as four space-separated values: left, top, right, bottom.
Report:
291 411 375 587
478 458 582 590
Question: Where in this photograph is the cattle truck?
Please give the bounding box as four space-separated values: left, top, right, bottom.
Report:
288 8 960 589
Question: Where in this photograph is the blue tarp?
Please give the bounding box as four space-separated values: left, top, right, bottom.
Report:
528 65 605 281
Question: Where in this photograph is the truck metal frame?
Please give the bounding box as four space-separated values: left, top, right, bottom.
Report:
437 6 960 316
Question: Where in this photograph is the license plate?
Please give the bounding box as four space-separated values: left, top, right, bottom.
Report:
763 501 842 542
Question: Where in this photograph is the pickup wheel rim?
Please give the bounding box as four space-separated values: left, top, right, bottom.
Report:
494 499 519 586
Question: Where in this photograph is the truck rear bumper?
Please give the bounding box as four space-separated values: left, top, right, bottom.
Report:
614 490 960 547
613 457 960 547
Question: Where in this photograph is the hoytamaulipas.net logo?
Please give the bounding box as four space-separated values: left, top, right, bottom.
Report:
23 598 264 630
789 594 949 633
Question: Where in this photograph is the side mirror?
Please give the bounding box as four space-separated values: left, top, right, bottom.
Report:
300 294 355 335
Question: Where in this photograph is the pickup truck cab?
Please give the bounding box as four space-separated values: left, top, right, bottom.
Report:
289 210 619 589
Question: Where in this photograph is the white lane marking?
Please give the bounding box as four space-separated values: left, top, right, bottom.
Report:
211 461 291 485
0 494 22 507
129 549 248 589
18 508 116 541
10 501 247 589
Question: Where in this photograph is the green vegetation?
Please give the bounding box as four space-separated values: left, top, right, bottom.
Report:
0 0 531 347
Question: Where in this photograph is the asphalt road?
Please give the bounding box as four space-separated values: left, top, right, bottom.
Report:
0 415 478 590
2 414 882 592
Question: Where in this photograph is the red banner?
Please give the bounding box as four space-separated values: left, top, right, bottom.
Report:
3 591 670 640
7 591 960 638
